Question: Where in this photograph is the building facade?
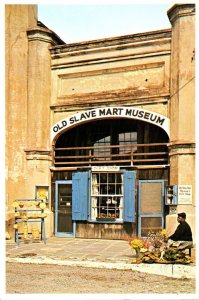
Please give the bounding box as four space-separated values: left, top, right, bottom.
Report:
5 4 195 241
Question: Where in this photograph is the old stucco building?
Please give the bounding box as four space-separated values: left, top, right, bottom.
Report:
5 4 195 242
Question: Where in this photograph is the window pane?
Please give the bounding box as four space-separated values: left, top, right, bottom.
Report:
140 182 162 214
91 172 123 220
119 132 137 154
141 217 162 236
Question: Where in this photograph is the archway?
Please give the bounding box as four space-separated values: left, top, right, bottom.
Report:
53 118 169 168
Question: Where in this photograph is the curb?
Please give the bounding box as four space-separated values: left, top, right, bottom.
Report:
6 256 195 279
130 262 195 279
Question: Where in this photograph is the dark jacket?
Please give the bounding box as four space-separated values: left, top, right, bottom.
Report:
169 221 193 241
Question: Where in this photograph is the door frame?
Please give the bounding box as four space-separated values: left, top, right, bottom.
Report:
138 179 165 237
55 180 76 237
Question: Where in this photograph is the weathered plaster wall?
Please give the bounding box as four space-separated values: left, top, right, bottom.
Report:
5 6 64 237
5 5 38 235
167 4 195 239
50 29 171 126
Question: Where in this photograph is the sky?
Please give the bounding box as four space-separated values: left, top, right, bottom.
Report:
38 4 172 43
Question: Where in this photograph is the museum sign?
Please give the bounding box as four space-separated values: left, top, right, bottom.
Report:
51 106 170 142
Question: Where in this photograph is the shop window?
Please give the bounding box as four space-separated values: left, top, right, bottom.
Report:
91 172 123 220
72 171 136 223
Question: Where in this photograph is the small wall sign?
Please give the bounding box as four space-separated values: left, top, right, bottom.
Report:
91 166 120 172
178 185 192 205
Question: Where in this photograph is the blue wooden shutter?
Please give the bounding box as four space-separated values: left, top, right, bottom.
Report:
123 171 136 222
72 172 89 221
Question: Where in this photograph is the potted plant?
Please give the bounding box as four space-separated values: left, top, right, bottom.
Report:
129 237 147 258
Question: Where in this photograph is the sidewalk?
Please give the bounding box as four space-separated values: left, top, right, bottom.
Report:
6 237 196 279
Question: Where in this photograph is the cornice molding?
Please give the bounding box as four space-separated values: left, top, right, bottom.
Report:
50 28 171 55
50 91 170 112
167 4 195 25
27 21 65 46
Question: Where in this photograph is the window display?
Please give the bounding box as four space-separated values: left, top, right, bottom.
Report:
91 172 124 220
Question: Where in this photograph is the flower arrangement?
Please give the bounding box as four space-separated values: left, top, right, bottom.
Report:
129 237 148 258
128 229 192 264
161 229 167 236
146 230 168 251
130 238 144 250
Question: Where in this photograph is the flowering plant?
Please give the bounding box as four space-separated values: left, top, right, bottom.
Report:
144 229 168 251
128 237 148 254
130 238 144 250
161 229 167 236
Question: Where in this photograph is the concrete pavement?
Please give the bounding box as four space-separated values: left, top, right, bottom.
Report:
6 237 196 279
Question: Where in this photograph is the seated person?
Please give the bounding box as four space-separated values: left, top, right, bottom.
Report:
167 212 193 249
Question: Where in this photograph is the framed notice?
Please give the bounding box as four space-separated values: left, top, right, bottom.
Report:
177 185 192 205
35 186 49 206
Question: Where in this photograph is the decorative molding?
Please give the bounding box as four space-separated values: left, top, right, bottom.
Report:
50 29 171 55
50 93 170 112
27 21 65 46
57 62 167 99
25 149 52 161
50 29 171 70
168 142 195 157
58 62 164 80
51 49 171 70
167 4 195 25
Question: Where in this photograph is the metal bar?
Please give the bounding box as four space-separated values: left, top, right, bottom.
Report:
54 158 168 165
53 142 168 167
54 152 168 159
54 143 168 151
54 160 132 165
133 158 168 162
136 165 169 169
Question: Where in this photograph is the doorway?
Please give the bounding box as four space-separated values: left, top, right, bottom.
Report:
55 180 75 237
138 180 165 237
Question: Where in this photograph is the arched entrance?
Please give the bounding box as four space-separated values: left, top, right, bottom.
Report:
53 118 169 167
51 112 170 239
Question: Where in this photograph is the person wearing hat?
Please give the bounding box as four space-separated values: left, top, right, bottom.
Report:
167 212 193 249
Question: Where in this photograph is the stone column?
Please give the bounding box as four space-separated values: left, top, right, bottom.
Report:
167 4 195 238
5 5 38 237
25 23 65 237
